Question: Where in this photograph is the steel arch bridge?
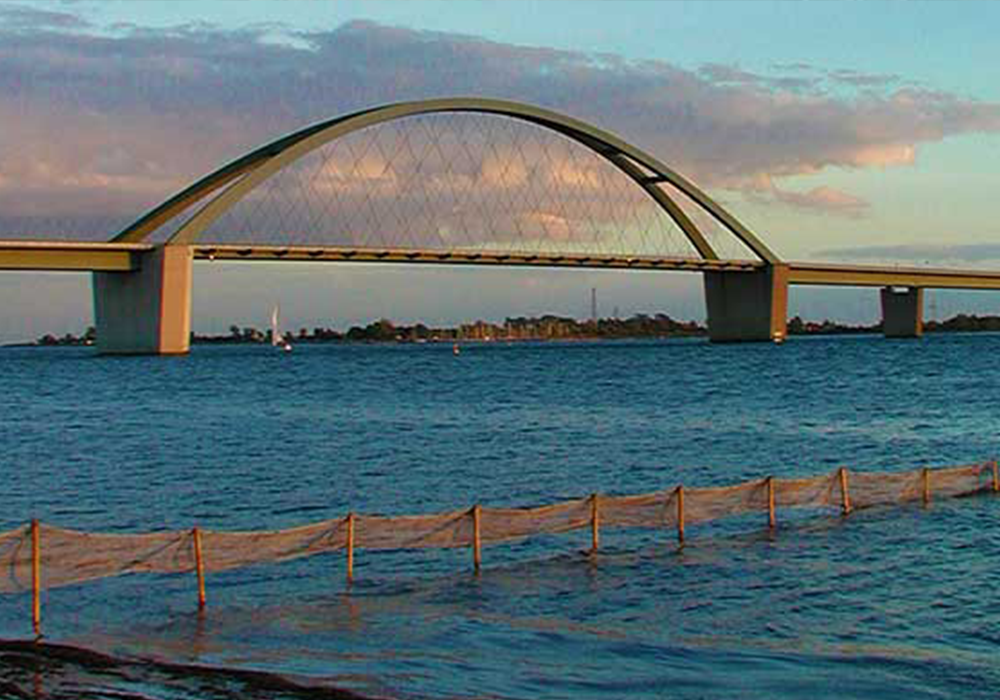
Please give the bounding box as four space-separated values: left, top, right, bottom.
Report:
4 97 1000 354
111 97 780 267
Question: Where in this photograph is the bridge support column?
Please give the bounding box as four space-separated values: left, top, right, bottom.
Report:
92 245 193 355
880 287 923 338
704 264 789 342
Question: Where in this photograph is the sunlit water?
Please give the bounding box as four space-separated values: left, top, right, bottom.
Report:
2 336 999 699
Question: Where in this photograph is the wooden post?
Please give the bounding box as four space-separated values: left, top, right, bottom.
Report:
192 526 206 609
839 467 851 515
590 493 600 554
675 486 685 545
992 460 998 493
766 477 776 529
472 505 482 572
922 467 931 506
346 513 355 583
30 519 40 638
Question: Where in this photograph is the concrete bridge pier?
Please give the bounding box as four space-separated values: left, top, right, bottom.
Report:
880 286 923 338
704 264 789 342
92 245 193 355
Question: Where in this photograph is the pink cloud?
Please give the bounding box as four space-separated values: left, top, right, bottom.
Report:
773 186 870 217
1 18 998 245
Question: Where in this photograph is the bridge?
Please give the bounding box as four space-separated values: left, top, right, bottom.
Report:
3 97 999 354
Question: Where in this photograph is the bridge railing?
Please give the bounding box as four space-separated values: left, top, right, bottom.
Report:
1 461 995 637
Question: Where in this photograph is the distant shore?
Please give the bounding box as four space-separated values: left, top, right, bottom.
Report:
9 312 1000 348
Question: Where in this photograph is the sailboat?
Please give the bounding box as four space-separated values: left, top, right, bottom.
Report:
271 305 293 352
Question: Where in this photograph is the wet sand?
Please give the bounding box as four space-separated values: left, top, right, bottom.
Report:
0 639 379 700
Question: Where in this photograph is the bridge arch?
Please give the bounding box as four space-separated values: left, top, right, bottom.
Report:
112 98 780 264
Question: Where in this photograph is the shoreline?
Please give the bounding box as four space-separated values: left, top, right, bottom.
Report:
9 325 1000 349
11 311 1000 348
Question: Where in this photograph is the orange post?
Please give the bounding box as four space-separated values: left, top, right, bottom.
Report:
766 477 776 529
30 519 40 638
839 467 851 515
192 526 206 609
346 513 355 583
590 494 600 554
922 467 931 506
676 486 685 545
472 505 482 572
992 460 998 493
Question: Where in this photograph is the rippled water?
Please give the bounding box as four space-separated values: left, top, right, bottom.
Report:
1 336 999 698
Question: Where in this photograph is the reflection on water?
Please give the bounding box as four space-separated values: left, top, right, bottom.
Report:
1 336 999 698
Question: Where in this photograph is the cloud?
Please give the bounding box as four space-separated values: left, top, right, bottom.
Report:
0 4 90 31
771 62 815 72
828 68 900 88
699 63 822 93
772 186 870 217
1 16 999 247
699 63 762 85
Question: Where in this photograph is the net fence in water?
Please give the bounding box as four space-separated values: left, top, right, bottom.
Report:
0 462 995 633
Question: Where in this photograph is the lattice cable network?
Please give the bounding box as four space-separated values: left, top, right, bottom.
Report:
198 113 709 259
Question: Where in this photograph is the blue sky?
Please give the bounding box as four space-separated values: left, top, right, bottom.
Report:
61 1 999 89
1 1 999 341
67 0 1000 99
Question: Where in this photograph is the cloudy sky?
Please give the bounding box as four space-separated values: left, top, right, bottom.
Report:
2 0 1000 341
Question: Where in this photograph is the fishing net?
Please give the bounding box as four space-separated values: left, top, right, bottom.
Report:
481 498 592 542
356 510 472 549
0 463 994 596
928 464 992 499
684 480 769 524
600 491 677 529
201 519 348 572
0 525 29 594
0 525 191 594
774 471 841 509
849 469 923 508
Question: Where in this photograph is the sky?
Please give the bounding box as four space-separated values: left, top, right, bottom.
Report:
1 0 999 342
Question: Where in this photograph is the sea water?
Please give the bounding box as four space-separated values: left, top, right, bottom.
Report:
1 335 998 698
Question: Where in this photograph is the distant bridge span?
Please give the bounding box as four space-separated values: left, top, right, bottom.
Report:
1 98 995 353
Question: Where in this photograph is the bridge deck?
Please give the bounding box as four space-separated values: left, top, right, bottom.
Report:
192 244 763 272
4 240 1000 290
0 241 152 271
786 261 1000 290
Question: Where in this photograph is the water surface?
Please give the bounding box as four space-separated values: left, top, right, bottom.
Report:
1 336 998 698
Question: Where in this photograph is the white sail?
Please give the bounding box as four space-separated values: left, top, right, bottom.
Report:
271 305 281 346
271 304 293 351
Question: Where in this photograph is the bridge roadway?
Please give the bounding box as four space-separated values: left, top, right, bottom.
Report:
5 240 1000 291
